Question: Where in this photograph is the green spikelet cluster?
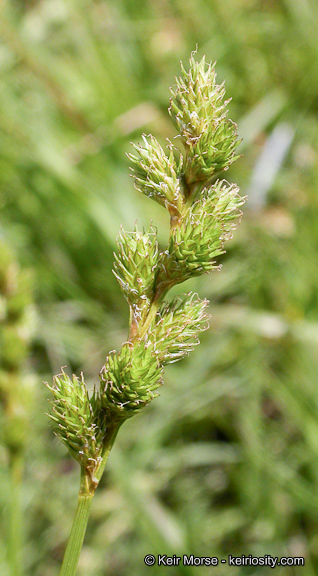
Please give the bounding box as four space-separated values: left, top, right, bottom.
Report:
113 226 159 303
113 225 159 331
159 180 244 285
169 54 240 185
47 52 245 487
149 293 209 365
128 135 184 216
99 340 162 420
46 371 105 481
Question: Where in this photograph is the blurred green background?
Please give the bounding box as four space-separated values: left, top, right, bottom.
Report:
1 0 318 574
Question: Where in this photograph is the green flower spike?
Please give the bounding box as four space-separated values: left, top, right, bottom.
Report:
169 53 240 187
99 339 163 421
46 370 105 485
128 135 184 217
157 180 245 289
149 292 210 365
47 53 245 576
113 225 159 335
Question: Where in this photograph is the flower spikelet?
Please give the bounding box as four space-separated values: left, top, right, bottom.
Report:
169 53 240 185
46 370 105 475
161 180 244 284
128 135 184 216
113 225 159 329
113 225 158 302
149 293 209 364
99 340 163 420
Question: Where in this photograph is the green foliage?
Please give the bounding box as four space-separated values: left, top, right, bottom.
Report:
0 240 34 454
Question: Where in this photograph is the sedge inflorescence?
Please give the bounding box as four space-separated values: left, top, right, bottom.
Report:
47 52 245 487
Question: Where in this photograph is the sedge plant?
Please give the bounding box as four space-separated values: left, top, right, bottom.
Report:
46 52 245 576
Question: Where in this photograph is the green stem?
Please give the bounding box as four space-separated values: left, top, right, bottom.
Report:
138 299 161 340
129 194 190 344
59 472 93 576
59 423 121 576
95 423 122 484
7 451 23 576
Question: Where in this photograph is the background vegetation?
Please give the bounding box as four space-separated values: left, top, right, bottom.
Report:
1 0 318 574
